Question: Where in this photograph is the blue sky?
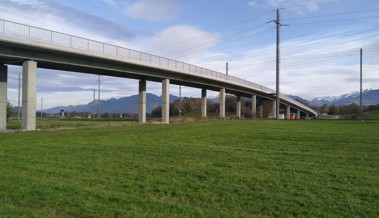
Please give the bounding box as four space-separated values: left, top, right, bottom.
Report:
1 0 378 109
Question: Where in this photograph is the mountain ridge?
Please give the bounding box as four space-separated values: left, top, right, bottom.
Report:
42 93 179 114
289 89 379 106
38 89 379 114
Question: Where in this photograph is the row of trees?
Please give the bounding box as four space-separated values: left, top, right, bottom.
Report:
7 98 379 121
6 101 13 121
314 103 379 119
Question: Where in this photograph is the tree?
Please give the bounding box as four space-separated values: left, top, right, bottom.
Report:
6 100 13 121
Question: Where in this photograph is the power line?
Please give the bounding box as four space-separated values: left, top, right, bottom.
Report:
282 8 379 21
147 11 274 53
168 23 270 60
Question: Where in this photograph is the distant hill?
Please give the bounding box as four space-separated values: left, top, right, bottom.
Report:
42 93 179 114
19 89 378 114
310 89 379 106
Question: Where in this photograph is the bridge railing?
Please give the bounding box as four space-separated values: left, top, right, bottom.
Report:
0 19 275 94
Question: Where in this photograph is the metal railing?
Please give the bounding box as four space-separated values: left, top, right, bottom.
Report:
0 19 316 114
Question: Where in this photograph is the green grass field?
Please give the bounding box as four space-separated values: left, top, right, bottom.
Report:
1 120 378 217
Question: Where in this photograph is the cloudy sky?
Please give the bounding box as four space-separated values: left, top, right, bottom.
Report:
1 0 378 108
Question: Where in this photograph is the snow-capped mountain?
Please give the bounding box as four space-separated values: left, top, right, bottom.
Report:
310 89 379 106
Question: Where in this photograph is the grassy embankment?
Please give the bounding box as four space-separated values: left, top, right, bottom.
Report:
1 120 378 217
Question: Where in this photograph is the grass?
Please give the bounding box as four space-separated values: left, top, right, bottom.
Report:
0 120 378 217
6 118 138 130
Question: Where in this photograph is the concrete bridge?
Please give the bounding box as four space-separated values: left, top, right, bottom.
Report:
0 19 317 130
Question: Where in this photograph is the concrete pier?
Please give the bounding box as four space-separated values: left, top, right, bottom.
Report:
162 79 170 124
201 88 207 118
236 96 241 118
287 106 291 119
22 60 37 131
0 65 7 130
138 80 146 124
251 95 256 119
219 88 225 119
263 100 276 119
259 105 263 118
297 110 301 120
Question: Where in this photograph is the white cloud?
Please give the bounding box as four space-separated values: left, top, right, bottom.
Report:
218 27 379 100
144 25 220 60
264 0 329 14
247 0 259 8
124 0 184 21
102 0 117 7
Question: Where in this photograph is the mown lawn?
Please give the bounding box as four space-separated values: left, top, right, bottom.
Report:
0 120 378 217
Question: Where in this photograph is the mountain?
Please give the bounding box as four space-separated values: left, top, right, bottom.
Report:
286 95 312 106
42 93 179 114
38 89 379 114
309 89 379 106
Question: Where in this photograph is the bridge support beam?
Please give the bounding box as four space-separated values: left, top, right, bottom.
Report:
287 106 291 119
251 95 256 119
201 88 207 118
297 110 301 120
236 96 241 119
219 88 225 119
263 100 276 119
22 60 37 131
0 65 7 130
138 80 146 124
162 79 170 124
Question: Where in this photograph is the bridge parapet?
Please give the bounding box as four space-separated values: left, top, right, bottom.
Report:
0 19 270 92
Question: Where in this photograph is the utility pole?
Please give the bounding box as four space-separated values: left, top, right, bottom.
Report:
179 85 182 117
275 8 281 119
40 98 43 118
360 48 363 121
97 75 101 119
226 62 229 76
93 88 96 118
17 73 21 121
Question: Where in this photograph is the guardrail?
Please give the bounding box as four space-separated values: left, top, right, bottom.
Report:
0 19 316 114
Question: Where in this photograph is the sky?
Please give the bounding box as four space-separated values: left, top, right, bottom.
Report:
1 0 378 109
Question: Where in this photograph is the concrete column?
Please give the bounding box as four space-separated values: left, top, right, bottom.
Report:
219 88 225 119
286 106 291 119
306 113 309 119
22 60 37 131
251 95 256 119
258 105 263 119
263 100 276 118
201 88 207 118
138 80 146 124
236 96 241 119
0 65 7 130
162 79 170 124
297 110 301 120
